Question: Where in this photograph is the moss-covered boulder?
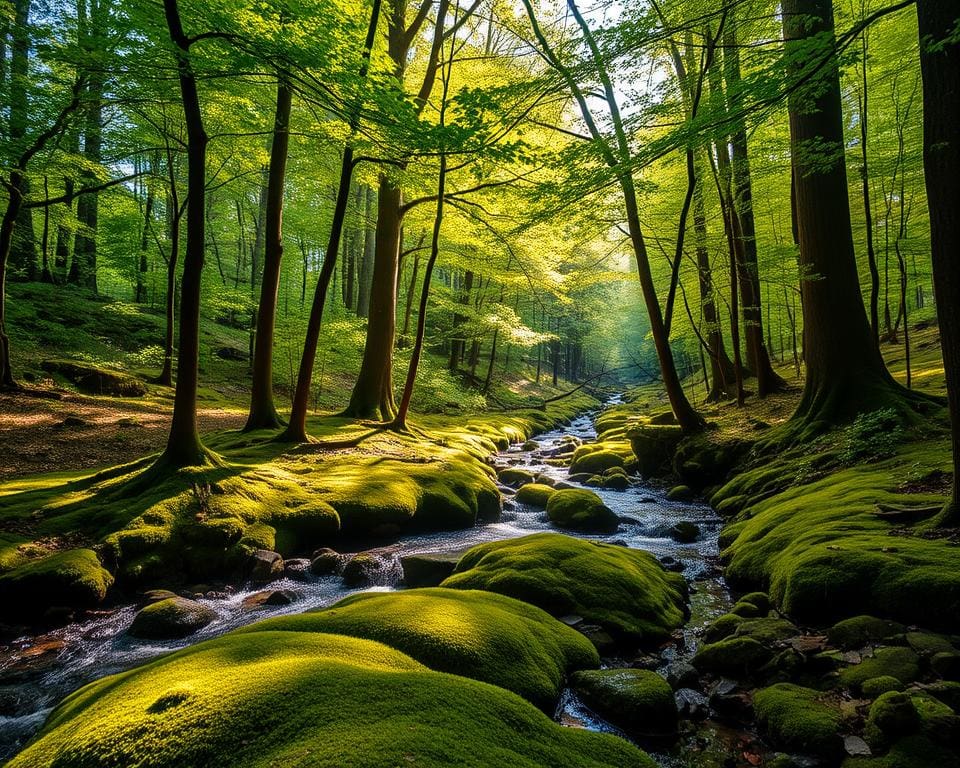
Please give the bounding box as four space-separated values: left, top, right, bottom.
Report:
843 735 958 768
498 468 538 488
400 552 461 587
828 615 906 651
754 683 842 760
128 597 217 640
691 636 774 678
602 474 630 490
840 648 921 693
570 449 625 476
863 676 905 697
546 489 618 533
0 549 113 619
442 533 687 644
865 691 921 749
10 630 653 768
627 424 683 477
703 612 744 643
666 485 694 502
41 359 147 396
571 668 678 734
241 588 598 709
515 483 556 508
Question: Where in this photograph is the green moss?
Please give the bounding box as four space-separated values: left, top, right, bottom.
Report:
442 533 687 644
691 636 774 678
498 468 538 487
0 548 113 617
240 588 596 709
843 735 958 768
11 629 652 768
703 612 744 643
545 488 618 533
862 676 905 697
128 597 217 640
570 448 626 476
905 631 956 657
865 691 921 749
571 669 677 733
753 683 842 759
515 483 556 508
840 648 921 693
829 616 907 650
666 485 693 502
732 617 798 645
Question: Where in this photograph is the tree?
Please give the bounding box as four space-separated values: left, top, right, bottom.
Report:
916 0 960 524
782 0 915 435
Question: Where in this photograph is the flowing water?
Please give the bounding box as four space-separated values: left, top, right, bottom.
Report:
0 400 738 765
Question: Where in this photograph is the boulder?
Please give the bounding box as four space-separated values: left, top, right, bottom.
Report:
248 549 283 584
497 468 538 488
401 552 462 588
128 597 216 640
515 483 556 508
666 485 694 502
546 489 618 533
669 522 699 543
310 548 343 576
241 589 299 610
41 359 147 397
754 683 842 760
572 668 678 734
627 424 683 478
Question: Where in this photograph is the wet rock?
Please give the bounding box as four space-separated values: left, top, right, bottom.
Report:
659 556 685 573
521 440 539 451
248 549 283 584
709 678 753 721
631 654 662 671
284 558 312 582
666 485 694 502
827 615 906 651
577 624 616 654
41 606 75 628
128 597 216 640
401 552 462 588
141 589 180 605
932 651 960 681
342 547 402 588
666 661 699 690
865 691 920 749
241 589 299 610
602 474 630 490
310 548 343 576
675 687 709 719
844 735 872 757
572 668 678 734
669 522 699 543
497 467 537 488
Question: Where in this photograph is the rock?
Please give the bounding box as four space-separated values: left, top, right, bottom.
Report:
577 624 617 654
534 474 556 487
709 678 753 721
675 687 709 719
515 483 556 508
546 489 619 533
400 552 462 588
248 549 283 584
666 661 699 690
627 424 683 477
0 548 114 621
932 651 960 681
58 415 89 428
602 474 630 490
128 597 216 640
215 346 246 361
341 547 401 587
497 468 537 488
865 691 920 749
41 359 147 397
703 613 744 643
840 647 921 693
669 522 699 543
572 668 678 734
754 683 842 760
284 558 312 582
521 440 539 451
569 449 625 476
862 675 904 697
241 589 299 610
141 589 179 604
828 615 906 651
692 636 774 678
310 548 343 576
666 485 694 502
844 735 872 757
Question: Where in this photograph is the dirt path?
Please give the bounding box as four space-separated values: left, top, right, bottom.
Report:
0 389 246 480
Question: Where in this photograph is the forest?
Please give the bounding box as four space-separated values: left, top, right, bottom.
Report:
0 0 958 765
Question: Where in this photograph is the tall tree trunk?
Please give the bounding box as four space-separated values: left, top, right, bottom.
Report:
857 27 880 347
782 0 907 431
281 0 382 440
136 162 153 302
8 0 38 280
244 78 292 431
158 0 211 467
724 20 785 396
449 269 473 371
356 185 375 317
916 0 960 522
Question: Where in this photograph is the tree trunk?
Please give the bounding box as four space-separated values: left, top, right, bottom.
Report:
244 78 292 431
8 0 38 280
136 165 153 302
916 0 960 521
857 28 880 347
356 186 375 317
783 0 908 431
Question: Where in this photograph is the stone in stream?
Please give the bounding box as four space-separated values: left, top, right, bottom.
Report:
310 548 343 576
571 668 678 734
669 522 700 543
400 552 464 588
283 558 312 582
674 687 709 719
709 678 753 721
666 661 699 690
497 467 537 487
241 589 300 610
128 597 216 640
666 485 694 502
248 549 284 584
341 546 403 587
545 488 618 533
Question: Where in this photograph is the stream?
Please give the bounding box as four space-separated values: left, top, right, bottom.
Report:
0 401 742 765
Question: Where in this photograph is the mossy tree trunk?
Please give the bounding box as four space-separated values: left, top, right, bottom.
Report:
8 0 38 281
916 0 960 523
244 78 292 432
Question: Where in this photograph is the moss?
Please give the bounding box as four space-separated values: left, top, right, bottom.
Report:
865 691 921 749
703 612 744 643
603 474 630 490
0 548 113 617
691 636 774 678
905 631 956 657
843 735 958 768
571 669 677 734
515 483 556 508
666 485 694 502
546 488 618 533
840 648 921 693
862 676 905 697
400 552 461 587
626 424 683 477
11 630 652 768
829 616 906 651
910 691 960 743
753 683 842 759
268 501 339 556
738 591 772 613
570 448 626 476
239 588 597 709
498 468 538 487
442 533 687 644
733 617 798 645
128 597 217 640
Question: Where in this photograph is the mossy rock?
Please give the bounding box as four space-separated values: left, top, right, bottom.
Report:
571 668 678 734
910 690 960 745
829 615 906 651
737 592 772 614
863 676 905 697
669 521 699 543
754 683 842 759
243 588 597 709
840 648 921 693
546 489 618 533
442 533 687 644
865 691 921 749
703 612 744 643
515 483 556 508
627 424 683 477
10 630 653 768
905 631 956 657
569 449 625 476
498 468 538 488
602 474 630 490
691 636 774 678
400 552 462 588
733 617 798 645
666 485 694 502
128 597 217 640
41 359 147 396
267 501 340 556
0 549 113 619
843 734 959 768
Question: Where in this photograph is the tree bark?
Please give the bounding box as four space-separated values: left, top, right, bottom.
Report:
356 185 375 317
8 0 38 280
783 0 907 431
916 0 960 522
244 78 292 431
